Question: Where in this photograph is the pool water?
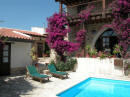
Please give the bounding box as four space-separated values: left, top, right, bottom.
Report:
57 78 130 97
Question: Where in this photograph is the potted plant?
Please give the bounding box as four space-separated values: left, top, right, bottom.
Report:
98 51 107 59
88 49 97 58
85 45 97 58
86 45 91 52
113 44 122 58
30 47 38 65
86 53 90 58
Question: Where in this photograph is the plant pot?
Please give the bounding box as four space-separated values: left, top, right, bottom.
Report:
86 54 90 58
112 55 116 58
76 54 80 58
114 59 123 67
92 55 97 58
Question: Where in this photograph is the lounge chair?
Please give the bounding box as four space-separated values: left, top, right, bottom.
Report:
48 64 68 79
26 65 50 83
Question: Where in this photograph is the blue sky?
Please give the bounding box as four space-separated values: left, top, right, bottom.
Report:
0 0 59 30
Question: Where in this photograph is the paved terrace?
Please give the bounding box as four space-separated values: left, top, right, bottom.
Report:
0 72 130 97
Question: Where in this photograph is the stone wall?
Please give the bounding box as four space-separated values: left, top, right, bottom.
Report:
69 22 111 49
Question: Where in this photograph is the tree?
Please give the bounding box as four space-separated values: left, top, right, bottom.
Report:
46 13 79 61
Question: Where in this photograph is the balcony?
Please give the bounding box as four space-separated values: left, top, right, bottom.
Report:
64 8 113 24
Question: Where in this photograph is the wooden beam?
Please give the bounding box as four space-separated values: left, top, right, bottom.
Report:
67 0 102 8
102 0 106 18
102 0 105 12
59 2 63 13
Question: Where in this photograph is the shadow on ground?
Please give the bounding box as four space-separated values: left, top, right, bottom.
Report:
0 75 36 97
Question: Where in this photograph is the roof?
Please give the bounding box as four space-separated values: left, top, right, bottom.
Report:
0 28 46 40
55 0 101 6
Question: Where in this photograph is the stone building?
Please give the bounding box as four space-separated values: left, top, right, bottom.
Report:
55 0 119 55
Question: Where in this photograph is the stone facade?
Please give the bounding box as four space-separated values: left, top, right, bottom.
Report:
67 0 114 55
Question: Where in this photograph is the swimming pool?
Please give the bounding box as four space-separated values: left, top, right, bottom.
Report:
57 77 130 97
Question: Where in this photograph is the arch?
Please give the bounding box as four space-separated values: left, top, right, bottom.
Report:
91 27 114 49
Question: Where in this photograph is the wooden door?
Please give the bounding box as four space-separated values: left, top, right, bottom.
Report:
0 43 11 75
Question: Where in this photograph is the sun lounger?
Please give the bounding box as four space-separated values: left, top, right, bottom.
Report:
26 65 50 82
48 64 68 79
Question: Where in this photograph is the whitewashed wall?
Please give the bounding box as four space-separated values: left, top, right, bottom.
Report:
11 42 32 68
77 58 123 76
31 27 46 34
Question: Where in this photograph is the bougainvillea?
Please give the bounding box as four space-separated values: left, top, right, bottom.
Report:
75 5 94 56
78 5 94 24
76 29 86 48
46 4 95 59
109 0 130 58
46 13 80 61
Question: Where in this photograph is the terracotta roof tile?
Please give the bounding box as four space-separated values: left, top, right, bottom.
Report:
0 28 32 40
2 28 43 36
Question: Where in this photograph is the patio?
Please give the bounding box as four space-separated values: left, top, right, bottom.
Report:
0 72 130 97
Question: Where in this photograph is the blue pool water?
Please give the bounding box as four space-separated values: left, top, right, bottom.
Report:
57 78 130 97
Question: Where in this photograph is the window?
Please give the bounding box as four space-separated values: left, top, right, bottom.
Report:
103 37 109 48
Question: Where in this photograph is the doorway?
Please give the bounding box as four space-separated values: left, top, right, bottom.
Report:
0 43 11 75
37 43 43 57
95 29 119 54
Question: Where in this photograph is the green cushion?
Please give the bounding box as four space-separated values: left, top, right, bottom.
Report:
48 64 67 75
27 65 49 78
48 64 57 72
31 73 49 78
51 71 67 75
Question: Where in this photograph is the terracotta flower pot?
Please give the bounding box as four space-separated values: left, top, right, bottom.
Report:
86 54 90 58
92 55 97 58
112 55 116 58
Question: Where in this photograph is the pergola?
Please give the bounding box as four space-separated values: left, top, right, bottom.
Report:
55 0 106 13
55 0 112 24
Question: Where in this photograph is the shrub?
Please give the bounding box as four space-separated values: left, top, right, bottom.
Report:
89 49 97 57
52 56 77 71
113 44 122 57
86 45 97 57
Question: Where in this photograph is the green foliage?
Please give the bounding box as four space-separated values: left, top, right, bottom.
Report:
86 45 97 57
51 56 77 71
30 47 37 61
98 52 107 59
113 44 121 55
100 53 107 59
50 60 55 65
89 49 97 57
86 45 91 52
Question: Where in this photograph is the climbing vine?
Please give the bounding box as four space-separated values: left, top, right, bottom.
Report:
109 0 130 58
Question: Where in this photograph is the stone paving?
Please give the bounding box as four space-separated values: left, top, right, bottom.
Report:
0 72 130 97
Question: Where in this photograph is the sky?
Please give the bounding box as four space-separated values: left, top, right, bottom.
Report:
0 0 59 30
